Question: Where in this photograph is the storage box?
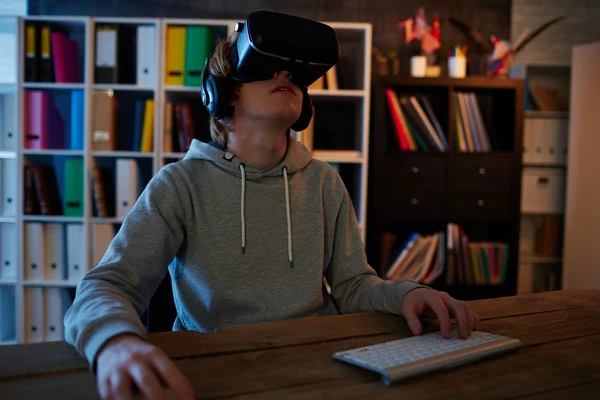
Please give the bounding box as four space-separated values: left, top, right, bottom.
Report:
521 167 565 214
523 118 568 165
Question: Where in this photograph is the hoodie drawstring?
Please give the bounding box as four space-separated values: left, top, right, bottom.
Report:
239 163 246 254
282 166 294 268
238 163 294 269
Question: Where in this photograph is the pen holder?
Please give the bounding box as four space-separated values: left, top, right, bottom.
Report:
410 55 427 77
448 56 467 78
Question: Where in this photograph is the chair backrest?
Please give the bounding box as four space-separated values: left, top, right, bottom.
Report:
142 273 177 332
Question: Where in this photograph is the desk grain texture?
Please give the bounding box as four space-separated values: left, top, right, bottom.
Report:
1 289 599 399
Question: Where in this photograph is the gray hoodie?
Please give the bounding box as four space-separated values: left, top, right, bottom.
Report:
64 138 424 367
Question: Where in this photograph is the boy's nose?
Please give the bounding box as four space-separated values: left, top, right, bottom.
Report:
274 70 292 80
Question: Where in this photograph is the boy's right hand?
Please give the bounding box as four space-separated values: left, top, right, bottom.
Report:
96 333 196 400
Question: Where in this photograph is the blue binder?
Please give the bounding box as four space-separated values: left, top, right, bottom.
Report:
70 90 84 150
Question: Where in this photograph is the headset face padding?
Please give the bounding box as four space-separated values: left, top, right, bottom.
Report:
203 61 314 131
202 53 314 131
290 89 314 132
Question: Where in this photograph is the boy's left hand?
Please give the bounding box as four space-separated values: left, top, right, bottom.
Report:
401 288 480 339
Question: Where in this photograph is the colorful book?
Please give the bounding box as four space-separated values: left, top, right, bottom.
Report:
165 26 186 85
184 26 213 87
132 99 145 152
51 31 81 83
24 22 39 82
24 91 64 149
385 89 410 151
453 93 467 152
163 101 173 153
418 95 447 149
409 96 445 151
70 90 84 150
401 107 429 151
92 91 116 151
63 158 84 217
141 99 155 152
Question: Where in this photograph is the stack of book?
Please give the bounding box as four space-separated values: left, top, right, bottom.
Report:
23 159 83 217
164 25 214 87
90 166 115 218
92 91 155 152
384 231 445 285
528 83 565 112
383 223 509 286
23 91 64 149
453 92 497 152
163 101 200 153
91 159 143 219
24 22 82 83
385 89 448 152
94 24 157 86
23 90 84 150
445 223 509 285
23 165 62 216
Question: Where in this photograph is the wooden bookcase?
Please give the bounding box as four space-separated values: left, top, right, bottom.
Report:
367 76 525 300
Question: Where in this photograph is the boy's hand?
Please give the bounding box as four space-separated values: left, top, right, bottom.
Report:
96 333 195 400
401 288 480 339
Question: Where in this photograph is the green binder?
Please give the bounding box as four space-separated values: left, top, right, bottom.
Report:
64 158 84 217
184 26 213 87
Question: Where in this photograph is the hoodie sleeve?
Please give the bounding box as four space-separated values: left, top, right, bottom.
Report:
324 174 429 316
64 166 188 369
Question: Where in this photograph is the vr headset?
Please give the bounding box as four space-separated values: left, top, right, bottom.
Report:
201 10 340 131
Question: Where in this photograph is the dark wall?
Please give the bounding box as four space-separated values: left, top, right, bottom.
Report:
29 0 511 55
511 0 600 66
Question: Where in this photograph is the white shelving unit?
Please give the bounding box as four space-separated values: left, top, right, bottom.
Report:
297 22 372 241
0 15 373 345
511 63 571 296
0 16 20 347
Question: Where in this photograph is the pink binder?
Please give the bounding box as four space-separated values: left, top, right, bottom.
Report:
51 32 81 83
24 91 49 149
24 90 64 149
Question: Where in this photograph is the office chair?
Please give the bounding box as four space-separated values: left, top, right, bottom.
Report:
142 272 177 333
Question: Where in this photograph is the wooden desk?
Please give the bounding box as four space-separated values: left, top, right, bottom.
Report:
1 289 600 399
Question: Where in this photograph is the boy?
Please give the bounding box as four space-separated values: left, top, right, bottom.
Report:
64 13 479 400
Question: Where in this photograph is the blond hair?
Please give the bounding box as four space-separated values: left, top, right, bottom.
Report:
207 31 240 149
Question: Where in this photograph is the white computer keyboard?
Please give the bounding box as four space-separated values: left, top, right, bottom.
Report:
333 330 521 386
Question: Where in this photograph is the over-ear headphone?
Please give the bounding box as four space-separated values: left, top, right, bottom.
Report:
201 52 314 131
200 54 233 120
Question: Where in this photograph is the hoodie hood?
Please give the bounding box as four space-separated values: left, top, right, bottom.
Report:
183 138 313 180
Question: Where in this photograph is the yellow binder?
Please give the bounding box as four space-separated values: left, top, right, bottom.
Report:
165 26 186 85
141 99 155 152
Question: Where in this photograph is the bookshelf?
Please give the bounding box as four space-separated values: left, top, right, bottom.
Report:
0 16 19 347
510 64 571 295
300 23 372 239
0 16 372 343
367 76 525 301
